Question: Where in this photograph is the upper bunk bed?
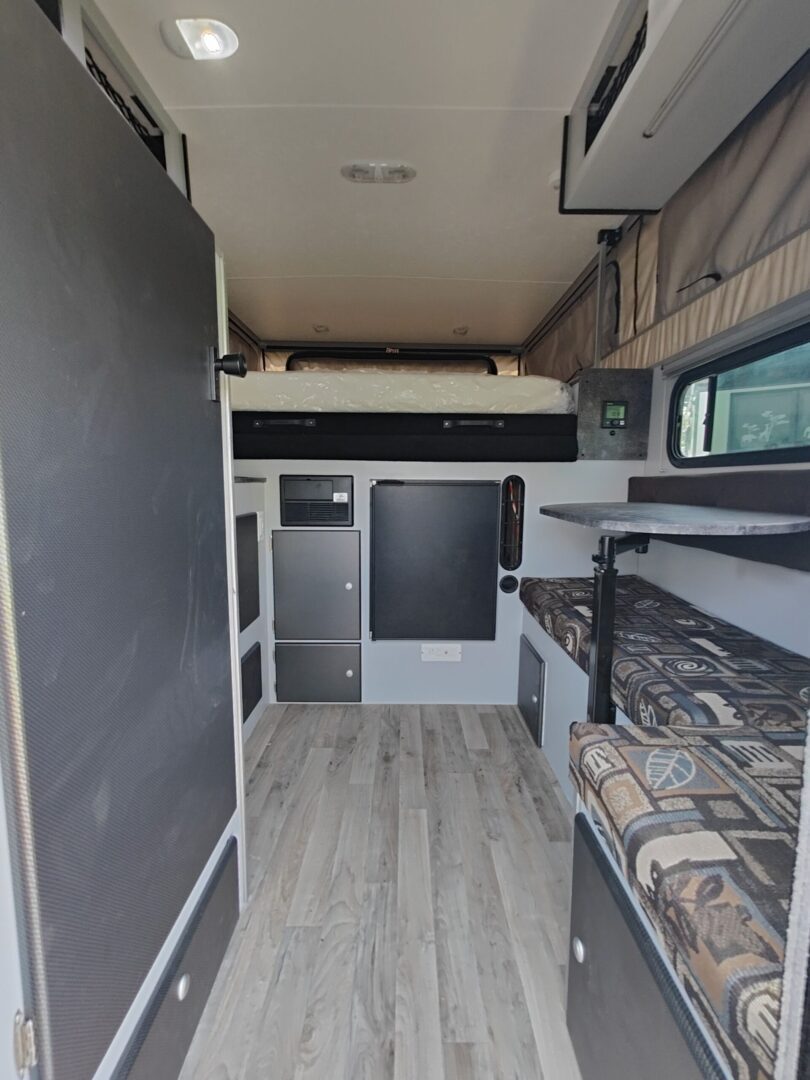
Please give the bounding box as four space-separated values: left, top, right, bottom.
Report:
230 371 577 461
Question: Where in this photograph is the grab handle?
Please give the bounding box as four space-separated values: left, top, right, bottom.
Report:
442 417 505 429
251 417 317 428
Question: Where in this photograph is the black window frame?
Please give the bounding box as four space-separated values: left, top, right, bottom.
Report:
668 322 810 469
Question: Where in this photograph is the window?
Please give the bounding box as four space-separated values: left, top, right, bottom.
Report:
670 325 810 467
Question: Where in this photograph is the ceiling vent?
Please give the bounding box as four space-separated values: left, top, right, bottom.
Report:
341 161 416 184
559 0 809 212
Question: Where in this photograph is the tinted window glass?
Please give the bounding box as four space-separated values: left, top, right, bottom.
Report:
672 333 810 465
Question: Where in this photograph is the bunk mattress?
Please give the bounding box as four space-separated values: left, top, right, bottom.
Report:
231 372 577 461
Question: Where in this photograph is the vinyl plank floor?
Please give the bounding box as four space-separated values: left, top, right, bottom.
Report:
179 703 581 1080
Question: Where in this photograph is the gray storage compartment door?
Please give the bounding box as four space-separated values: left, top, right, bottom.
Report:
567 815 725 1080
236 513 260 631
0 5 234 1078
275 643 361 702
371 481 499 640
272 531 360 640
517 635 545 745
117 841 239 1080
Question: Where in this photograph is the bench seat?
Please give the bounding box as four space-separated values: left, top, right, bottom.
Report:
520 575 809 746
570 721 802 1080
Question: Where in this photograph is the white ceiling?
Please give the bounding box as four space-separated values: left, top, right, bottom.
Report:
96 0 620 345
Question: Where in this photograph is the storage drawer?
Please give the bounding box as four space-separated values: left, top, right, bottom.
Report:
272 530 360 641
567 815 724 1080
517 633 545 745
275 643 361 702
116 839 239 1080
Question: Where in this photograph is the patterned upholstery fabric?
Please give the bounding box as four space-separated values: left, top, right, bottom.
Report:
520 575 809 746
570 722 802 1080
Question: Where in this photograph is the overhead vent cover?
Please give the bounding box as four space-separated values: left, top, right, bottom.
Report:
560 0 810 213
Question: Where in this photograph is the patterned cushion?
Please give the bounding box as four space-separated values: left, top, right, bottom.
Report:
570 722 802 1080
520 575 809 745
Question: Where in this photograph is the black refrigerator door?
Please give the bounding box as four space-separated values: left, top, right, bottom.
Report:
0 4 235 1078
370 481 500 640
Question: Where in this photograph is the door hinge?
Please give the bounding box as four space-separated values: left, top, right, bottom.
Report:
13 1011 38 1076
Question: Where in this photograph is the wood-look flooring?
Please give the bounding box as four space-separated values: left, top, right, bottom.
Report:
179 704 581 1080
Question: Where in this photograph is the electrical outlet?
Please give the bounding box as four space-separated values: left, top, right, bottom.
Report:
420 644 462 662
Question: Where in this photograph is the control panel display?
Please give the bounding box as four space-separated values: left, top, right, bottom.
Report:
601 400 628 429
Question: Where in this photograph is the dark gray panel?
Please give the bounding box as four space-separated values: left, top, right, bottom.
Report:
370 481 499 640
628 470 810 572
0 4 235 1077
236 514 260 631
567 816 726 1080
576 368 652 460
241 643 263 722
517 635 545 745
275 644 361 702
272 531 360 640
117 840 239 1080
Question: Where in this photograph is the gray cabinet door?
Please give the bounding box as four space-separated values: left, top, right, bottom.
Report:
0 5 234 1079
517 635 545 745
276 644 361 702
273 531 360 640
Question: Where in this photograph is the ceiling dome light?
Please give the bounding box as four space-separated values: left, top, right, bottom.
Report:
312 324 330 333
452 325 469 336
341 161 416 184
160 18 239 61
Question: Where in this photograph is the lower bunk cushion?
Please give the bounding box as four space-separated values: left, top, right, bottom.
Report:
570 722 802 1080
520 575 809 745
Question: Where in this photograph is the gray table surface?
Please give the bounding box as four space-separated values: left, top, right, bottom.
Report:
539 501 810 536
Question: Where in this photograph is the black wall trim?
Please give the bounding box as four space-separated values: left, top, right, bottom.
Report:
628 471 810 572
34 0 61 29
233 411 577 463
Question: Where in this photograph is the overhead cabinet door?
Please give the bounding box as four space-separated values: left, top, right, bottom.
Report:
0 4 234 1078
273 531 360 640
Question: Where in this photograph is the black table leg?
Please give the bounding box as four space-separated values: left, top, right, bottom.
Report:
586 533 649 724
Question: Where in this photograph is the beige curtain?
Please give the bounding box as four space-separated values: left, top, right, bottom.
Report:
602 229 810 370
656 54 810 319
228 322 264 372
524 283 597 382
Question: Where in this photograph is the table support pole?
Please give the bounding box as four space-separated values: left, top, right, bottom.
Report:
586 533 649 724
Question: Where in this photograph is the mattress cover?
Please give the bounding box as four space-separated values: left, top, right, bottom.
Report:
229 371 574 414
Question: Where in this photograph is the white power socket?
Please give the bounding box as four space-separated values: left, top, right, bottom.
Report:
420 644 462 663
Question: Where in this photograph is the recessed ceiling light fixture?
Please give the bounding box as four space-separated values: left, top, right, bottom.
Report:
452 325 469 336
160 18 239 60
341 161 416 184
312 324 330 333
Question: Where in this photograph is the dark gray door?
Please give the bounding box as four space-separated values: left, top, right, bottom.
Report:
0 4 235 1079
517 635 545 745
370 481 500 639
275 644 361 702
272 531 361 640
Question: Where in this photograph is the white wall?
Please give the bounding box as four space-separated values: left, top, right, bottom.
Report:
233 457 639 705
643 366 810 656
